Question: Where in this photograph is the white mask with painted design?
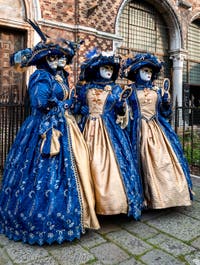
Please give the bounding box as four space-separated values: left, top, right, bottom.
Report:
139 67 153 82
100 65 114 80
46 55 59 70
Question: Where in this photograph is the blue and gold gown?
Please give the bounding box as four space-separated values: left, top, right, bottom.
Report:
77 81 143 220
0 67 99 245
129 84 193 209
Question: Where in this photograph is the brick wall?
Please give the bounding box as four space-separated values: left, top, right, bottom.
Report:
40 0 75 24
78 0 122 33
35 0 200 86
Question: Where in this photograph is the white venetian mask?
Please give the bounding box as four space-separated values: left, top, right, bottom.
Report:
100 65 114 80
58 56 67 68
139 67 153 82
46 55 59 70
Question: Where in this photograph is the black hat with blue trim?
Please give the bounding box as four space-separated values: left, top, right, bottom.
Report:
10 19 78 70
79 48 121 82
121 53 163 81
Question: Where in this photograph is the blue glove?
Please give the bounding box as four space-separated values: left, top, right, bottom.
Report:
162 92 169 103
81 105 89 115
61 99 73 109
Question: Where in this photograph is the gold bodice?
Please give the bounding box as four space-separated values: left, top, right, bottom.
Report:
137 89 157 120
87 88 108 117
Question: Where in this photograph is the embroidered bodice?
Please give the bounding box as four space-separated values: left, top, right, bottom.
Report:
87 88 109 117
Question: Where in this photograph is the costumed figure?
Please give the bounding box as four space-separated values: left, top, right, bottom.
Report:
121 53 193 209
0 20 99 245
76 50 143 220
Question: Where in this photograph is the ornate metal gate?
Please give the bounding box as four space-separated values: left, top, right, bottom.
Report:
0 27 27 181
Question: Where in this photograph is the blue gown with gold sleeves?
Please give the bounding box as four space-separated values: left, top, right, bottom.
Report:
0 68 99 245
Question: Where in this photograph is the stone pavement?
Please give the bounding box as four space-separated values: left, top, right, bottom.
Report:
0 176 200 265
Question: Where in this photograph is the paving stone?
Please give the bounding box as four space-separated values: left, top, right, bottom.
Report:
20 256 59 265
6 242 48 264
185 251 200 265
118 257 143 265
191 237 200 250
79 230 106 248
146 212 200 241
106 230 152 255
140 249 184 265
191 176 200 186
0 235 11 247
49 244 94 265
90 242 129 265
147 233 195 256
122 221 159 239
177 201 200 220
193 186 200 202
88 261 104 265
0 249 13 265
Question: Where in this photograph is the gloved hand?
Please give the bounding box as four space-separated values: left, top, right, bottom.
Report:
162 92 169 103
119 86 132 101
59 98 74 109
81 105 89 115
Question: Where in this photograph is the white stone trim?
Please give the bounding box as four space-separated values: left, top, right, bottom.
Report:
38 19 123 42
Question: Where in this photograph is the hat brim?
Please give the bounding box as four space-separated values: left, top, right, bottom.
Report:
27 47 65 66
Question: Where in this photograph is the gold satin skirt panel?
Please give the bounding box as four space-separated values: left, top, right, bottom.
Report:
83 117 128 215
140 118 191 209
65 111 100 229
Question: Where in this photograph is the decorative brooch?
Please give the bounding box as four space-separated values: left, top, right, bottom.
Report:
104 85 112 92
54 74 64 83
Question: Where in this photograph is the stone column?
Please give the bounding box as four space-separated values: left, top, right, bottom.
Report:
169 50 187 127
169 50 187 107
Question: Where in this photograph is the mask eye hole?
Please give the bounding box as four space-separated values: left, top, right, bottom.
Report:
47 55 58 62
59 56 66 60
104 65 113 71
142 68 152 74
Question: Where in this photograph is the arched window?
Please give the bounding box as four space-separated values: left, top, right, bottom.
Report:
184 19 200 85
117 0 171 84
183 19 200 109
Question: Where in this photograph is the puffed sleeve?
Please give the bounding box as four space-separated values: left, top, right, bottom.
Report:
28 70 53 111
